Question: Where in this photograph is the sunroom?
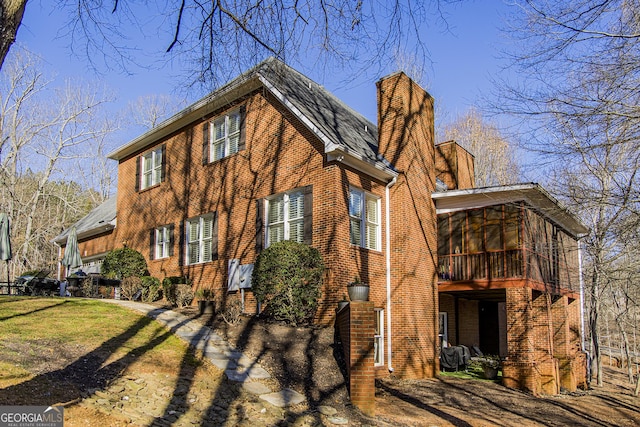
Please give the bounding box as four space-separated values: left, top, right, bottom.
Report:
432 184 589 393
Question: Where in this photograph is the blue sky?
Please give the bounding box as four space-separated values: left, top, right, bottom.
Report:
16 1 514 144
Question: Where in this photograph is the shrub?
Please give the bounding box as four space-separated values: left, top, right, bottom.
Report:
140 276 162 302
102 248 147 280
120 276 143 300
81 277 98 298
221 299 242 325
175 284 194 308
162 276 190 307
252 240 324 325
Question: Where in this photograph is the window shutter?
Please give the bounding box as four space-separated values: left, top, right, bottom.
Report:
149 228 156 260
160 145 167 182
256 199 264 253
202 121 210 165
168 224 174 257
178 222 185 266
303 185 313 245
238 105 247 151
135 156 141 192
212 212 219 260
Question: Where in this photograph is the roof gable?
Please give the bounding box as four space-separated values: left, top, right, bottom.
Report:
108 58 396 180
53 198 117 244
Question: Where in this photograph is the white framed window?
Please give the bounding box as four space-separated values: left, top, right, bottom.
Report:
141 147 163 190
266 190 304 247
186 214 215 265
349 188 380 250
211 109 242 161
155 226 171 259
374 308 385 366
439 312 449 349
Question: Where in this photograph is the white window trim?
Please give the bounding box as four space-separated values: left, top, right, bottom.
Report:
185 214 214 265
155 226 171 259
374 308 385 367
210 109 242 162
349 187 381 250
141 147 162 190
439 312 449 349
265 190 304 247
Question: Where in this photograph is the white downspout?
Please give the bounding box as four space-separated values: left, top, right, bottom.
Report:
385 176 397 372
578 240 591 380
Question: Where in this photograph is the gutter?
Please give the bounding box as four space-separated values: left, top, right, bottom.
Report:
385 176 397 372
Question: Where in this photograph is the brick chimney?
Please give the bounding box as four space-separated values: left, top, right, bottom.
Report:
376 72 435 177
375 72 440 379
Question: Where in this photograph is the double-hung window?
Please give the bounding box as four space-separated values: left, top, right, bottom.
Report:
141 147 163 190
266 190 305 247
349 188 380 250
186 214 215 265
211 109 242 161
155 226 172 259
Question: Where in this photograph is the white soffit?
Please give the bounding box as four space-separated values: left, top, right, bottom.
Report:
432 183 589 237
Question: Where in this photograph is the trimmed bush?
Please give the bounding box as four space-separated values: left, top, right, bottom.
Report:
162 276 191 307
140 276 162 302
175 284 194 308
101 248 147 280
252 240 324 325
120 276 143 300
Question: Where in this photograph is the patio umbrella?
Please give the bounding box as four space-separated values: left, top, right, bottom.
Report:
0 213 11 294
62 227 82 275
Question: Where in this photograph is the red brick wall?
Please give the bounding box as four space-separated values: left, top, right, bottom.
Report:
111 88 396 325
376 72 438 379
435 141 476 190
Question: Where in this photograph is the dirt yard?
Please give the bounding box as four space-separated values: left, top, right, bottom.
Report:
2 299 639 426
194 307 640 426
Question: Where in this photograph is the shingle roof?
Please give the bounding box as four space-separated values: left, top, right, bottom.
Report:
108 57 395 179
52 198 116 244
255 58 382 165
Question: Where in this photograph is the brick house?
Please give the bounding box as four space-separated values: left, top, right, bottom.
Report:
54 58 587 393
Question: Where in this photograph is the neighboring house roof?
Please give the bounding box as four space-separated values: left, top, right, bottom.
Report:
432 183 589 238
52 198 117 245
107 57 396 181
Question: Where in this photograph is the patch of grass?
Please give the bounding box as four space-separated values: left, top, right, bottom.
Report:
439 365 503 382
0 297 197 397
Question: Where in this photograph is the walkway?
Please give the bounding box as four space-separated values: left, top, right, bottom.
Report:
104 300 306 408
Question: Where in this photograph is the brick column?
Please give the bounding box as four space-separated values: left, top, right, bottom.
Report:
503 288 562 395
552 296 575 391
339 301 376 416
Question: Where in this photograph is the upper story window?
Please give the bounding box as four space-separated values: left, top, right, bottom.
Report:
266 190 305 246
186 213 218 265
136 145 165 191
349 188 380 251
203 106 246 164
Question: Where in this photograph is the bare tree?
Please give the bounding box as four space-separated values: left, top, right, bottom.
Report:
0 0 27 70
1 1 462 88
0 49 115 275
127 94 186 130
497 0 640 388
440 108 520 186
